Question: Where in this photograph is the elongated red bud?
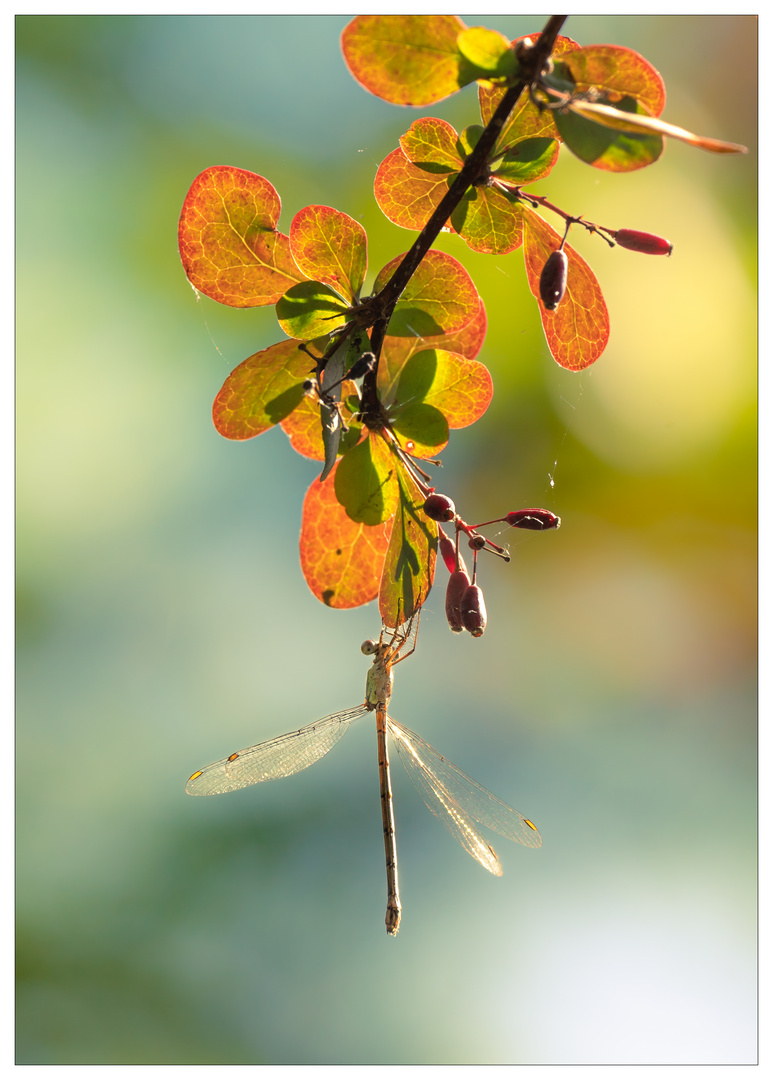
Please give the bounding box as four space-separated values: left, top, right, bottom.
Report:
506 508 561 531
439 530 469 577
612 229 673 256
445 569 471 633
539 249 568 311
423 493 456 522
461 583 487 637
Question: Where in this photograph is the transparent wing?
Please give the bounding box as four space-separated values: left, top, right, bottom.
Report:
388 717 542 876
186 705 370 796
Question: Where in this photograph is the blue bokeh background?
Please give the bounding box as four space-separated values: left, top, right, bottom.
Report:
16 15 757 1065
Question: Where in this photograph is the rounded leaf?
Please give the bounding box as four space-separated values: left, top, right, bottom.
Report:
300 465 392 609
374 249 479 337
275 281 350 340
341 15 471 106
561 44 666 118
379 299 487 404
289 205 367 304
522 208 609 370
178 166 304 307
393 348 493 431
333 433 399 526
212 338 313 440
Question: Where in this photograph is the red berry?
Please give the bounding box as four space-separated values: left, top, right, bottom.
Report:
461 583 487 637
423 493 456 522
445 569 471 634
613 229 673 256
505 508 561 531
539 249 568 311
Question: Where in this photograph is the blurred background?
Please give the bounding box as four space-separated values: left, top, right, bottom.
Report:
16 14 757 1065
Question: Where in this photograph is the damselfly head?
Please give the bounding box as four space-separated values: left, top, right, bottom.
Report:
361 639 379 656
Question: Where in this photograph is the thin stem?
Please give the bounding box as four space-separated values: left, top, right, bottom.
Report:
361 15 568 408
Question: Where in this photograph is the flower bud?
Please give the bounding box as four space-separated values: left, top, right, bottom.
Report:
539 249 569 311
505 508 561 531
439 531 469 577
445 569 471 633
461 583 487 637
612 229 673 256
423 493 456 522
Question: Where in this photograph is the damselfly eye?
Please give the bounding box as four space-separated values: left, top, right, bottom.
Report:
361 639 378 655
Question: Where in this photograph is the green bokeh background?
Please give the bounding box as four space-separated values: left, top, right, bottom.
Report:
16 14 757 1065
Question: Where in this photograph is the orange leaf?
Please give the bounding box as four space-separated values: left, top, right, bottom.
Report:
300 464 392 609
178 166 304 307
522 208 609 370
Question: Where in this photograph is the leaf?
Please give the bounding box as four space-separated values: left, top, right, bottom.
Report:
212 338 313 440
373 249 479 337
341 15 477 106
394 349 493 432
289 205 367 304
333 432 399 525
560 44 666 117
275 281 350 340
493 137 559 183
400 117 464 172
567 99 748 154
374 147 453 233
379 463 438 628
553 91 663 171
450 185 524 255
379 298 487 403
300 464 392 609
456 26 518 78
521 208 609 371
478 35 581 147
391 404 449 459
178 166 304 307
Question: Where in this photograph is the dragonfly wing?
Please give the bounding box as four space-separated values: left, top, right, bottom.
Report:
389 717 503 875
388 718 542 873
186 705 369 796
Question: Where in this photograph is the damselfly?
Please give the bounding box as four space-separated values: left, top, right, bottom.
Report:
186 619 542 935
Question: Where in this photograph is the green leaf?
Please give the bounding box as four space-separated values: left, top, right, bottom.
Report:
373 249 479 337
178 166 305 307
379 299 487 404
456 26 518 78
392 348 493 445
300 463 391 609
289 205 367 304
552 89 663 171
334 433 398 526
493 137 559 183
212 338 312 440
392 403 449 458
341 14 477 106
275 281 350 340
379 464 438 628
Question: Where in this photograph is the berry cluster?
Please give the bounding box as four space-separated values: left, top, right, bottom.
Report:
423 494 560 637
